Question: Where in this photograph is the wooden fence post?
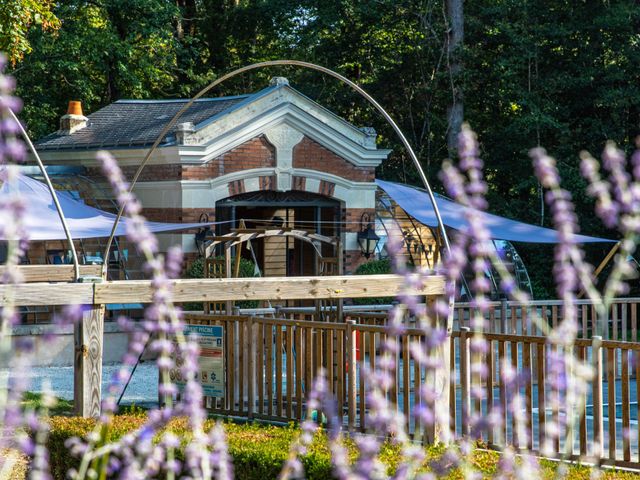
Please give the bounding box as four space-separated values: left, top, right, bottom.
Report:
459 327 471 437
592 336 604 459
74 304 104 418
248 316 254 420
346 319 356 431
157 331 170 407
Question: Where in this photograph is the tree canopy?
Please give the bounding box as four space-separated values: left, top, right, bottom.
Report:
6 0 640 297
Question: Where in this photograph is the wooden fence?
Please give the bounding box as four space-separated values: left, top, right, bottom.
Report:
452 298 640 340
272 297 640 341
183 312 640 469
183 312 443 441
450 329 640 468
0 267 445 419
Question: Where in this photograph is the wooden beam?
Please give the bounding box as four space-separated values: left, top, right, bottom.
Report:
74 305 104 418
593 241 621 281
577 241 621 298
0 274 445 307
0 265 102 283
94 274 445 304
1 282 93 306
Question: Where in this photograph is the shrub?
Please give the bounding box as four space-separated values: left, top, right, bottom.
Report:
184 256 259 310
353 258 395 305
353 258 391 276
46 416 337 480
42 416 616 480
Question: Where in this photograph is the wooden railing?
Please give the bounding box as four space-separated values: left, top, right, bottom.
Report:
452 298 640 340
264 297 640 341
451 329 640 468
0 267 445 418
182 311 640 469
183 313 437 438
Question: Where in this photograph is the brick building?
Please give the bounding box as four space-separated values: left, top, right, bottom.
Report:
35 77 390 275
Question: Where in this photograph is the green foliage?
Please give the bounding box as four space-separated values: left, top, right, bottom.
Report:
353 258 394 305
354 258 391 275
7 0 639 298
118 403 147 416
42 416 636 480
0 0 59 65
184 256 258 310
21 391 74 416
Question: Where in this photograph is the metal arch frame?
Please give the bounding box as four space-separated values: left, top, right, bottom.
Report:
101 60 452 279
7 109 81 281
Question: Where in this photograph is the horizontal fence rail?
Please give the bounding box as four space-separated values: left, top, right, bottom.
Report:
181 312 640 469
0 274 445 306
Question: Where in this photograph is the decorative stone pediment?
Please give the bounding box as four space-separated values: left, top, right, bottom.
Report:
264 124 304 191
176 84 390 168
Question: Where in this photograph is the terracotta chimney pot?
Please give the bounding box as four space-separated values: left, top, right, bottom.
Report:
67 100 83 116
60 100 88 134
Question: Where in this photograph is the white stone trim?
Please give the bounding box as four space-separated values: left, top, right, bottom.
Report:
345 232 360 251
131 166 378 210
305 178 321 195
264 124 304 191
180 104 389 168
35 145 180 167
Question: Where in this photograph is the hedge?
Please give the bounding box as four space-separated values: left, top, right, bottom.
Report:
353 258 394 305
42 416 640 480
45 416 450 479
47 416 338 480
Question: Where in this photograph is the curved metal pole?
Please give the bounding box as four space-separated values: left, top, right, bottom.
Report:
8 109 81 281
102 60 451 276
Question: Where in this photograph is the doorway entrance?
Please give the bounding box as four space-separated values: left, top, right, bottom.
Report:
215 191 341 276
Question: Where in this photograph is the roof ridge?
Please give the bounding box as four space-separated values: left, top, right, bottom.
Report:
113 95 251 104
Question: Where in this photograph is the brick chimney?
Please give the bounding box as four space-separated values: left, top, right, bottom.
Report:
59 100 88 134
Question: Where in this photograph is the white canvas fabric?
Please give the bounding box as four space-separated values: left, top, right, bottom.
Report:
0 173 212 240
376 179 615 244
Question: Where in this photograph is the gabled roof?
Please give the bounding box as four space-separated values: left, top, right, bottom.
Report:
34 80 389 168
35 95 251 150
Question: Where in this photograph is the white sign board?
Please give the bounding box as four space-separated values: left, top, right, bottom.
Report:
171 324 225 398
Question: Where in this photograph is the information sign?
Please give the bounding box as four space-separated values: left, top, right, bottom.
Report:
171 324 224 397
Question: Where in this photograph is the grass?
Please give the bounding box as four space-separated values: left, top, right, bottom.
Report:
20 392 74 416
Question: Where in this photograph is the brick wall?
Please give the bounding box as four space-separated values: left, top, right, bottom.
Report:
85 136 275 183
182 136 275 181
293 137 374 182
141 207 214 223
343 208 376 233
344 249 369 273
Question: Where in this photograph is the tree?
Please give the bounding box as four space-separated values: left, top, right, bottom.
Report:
0 0 59 65
12 0 180 138
445 0 464 157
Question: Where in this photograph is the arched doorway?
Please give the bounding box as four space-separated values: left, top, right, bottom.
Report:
215 191 341 276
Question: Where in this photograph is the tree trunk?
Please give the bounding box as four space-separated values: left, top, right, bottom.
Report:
446 0 464 157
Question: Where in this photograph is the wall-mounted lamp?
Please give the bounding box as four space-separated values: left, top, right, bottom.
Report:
195 213 213 257
357 212 380 259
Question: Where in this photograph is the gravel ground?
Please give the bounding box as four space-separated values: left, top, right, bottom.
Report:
0 362 159 409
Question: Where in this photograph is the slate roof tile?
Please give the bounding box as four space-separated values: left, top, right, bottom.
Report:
35 96 250 150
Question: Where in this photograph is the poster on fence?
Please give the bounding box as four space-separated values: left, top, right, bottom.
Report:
171 324 225 398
